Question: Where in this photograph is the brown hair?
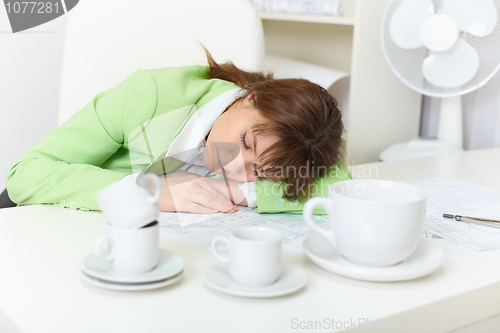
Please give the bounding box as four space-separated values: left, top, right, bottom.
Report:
205 49 344 202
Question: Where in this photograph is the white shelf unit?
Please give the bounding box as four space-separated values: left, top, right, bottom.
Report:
258 12 356 25
258 0 422 164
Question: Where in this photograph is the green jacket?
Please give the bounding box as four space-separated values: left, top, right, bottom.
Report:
6 65 352 213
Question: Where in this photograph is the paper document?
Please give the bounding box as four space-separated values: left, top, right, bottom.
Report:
406 178 500 252
159 178 500 256
159 207 328 257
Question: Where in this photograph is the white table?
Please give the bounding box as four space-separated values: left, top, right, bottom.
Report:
1 148 500 333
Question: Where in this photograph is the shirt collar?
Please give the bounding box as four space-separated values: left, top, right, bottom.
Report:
165 88 242 166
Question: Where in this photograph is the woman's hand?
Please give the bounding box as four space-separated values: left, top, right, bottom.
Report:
200 177 248 206
152 171 239 214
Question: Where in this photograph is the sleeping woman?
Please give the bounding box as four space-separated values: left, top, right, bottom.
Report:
5 49 352 214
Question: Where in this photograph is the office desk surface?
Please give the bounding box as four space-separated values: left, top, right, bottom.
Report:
1 148 500 333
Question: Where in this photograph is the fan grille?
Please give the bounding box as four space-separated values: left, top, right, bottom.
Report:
381 0 500 97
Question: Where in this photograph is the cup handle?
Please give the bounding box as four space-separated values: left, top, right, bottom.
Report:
303 197 337 248
211 236 230 262
94 236 114 262
141 173 162 204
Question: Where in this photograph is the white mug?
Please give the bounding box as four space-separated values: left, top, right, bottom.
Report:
303 179 427 267
94 221 159 275
95 173 162 229
211 227 282 286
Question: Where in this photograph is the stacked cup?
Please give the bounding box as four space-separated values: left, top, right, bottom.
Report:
94 173 163 275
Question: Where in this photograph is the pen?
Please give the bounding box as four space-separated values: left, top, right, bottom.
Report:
443 213 500 229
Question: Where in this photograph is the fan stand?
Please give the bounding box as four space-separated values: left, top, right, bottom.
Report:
379 95 464 161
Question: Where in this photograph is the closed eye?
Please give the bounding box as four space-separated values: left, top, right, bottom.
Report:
240 132 250 150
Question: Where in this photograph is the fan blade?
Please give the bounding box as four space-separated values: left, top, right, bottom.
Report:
443 0 497 37
422 39 479 88
389 0 434 49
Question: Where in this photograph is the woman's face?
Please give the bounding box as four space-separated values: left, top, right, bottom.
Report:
203 94 278 182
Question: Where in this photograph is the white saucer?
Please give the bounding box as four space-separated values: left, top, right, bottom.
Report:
81 270 183 291
303 234 446 282
203 262 307 298
81 248 184 283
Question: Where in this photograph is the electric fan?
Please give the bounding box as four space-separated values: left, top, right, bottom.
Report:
379 0 500 161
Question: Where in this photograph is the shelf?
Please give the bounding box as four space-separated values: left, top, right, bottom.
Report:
258 0 422 163
258 12 356 25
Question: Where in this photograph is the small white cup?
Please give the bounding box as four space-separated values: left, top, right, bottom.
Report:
95 173 162 229
303 179 427 267
94 221 159 275
211 227 282 286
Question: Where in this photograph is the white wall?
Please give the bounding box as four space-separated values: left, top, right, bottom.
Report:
0 12 66 188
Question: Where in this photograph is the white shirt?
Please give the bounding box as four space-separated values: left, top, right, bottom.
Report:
123 88 257 207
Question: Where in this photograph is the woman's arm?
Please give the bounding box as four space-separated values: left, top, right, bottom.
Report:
6 70 157 211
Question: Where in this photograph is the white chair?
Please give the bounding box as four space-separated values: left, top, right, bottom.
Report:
57 0 265 125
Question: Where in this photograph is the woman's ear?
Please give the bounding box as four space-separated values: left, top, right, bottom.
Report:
244 92 257 105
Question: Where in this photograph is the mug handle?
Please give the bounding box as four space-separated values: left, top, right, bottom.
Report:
94 236 115 262
303 197 337 248
211 236 230 262
140 173 162 204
